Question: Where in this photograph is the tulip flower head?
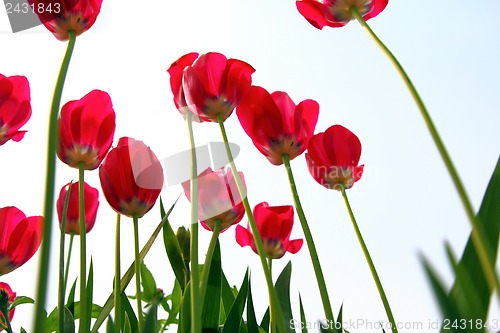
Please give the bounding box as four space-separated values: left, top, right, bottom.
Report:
0 207 43 275
182 167 246 232
99 137 164 218
56 181 99 234
0 282 16 325
236 202 303 259
296 0 388 29
306 124 364 190
237 86 319 165
57 90 116 170
167 52 203 122
181 52 255 122
0 74 32 146
27 0 103 41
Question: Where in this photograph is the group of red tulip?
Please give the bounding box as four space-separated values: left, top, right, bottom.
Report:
168 51 365 258
0 0 388 327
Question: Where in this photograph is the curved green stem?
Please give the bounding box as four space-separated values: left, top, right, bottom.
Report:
114 214 122 332
282 154 335 322
340 185 398 333
217 113 287 333
199 219 222 307
63 234 74 291
350 5 500 296
34 30 77 332
186 111 201 333
133 215 143 332
59 182 72 333
78 163 88 333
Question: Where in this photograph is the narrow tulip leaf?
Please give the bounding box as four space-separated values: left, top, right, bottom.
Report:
63 306 75 333
9 296 34 309
86 259 94 330
275 261 294 333
420 254 461 320
20 328 27 333
447 156 500 322
106 316 118 333
260 308 270 333
142 305 158 333
123 313 132 333
178 281 192 333
67 278 77 314
91 197 178 333
140 261 157 302
160 197 189 290
246 278 259 333
299 294 307 333
220 269 237 323
202 240 222 331
222 269 249 333
121 292 138 333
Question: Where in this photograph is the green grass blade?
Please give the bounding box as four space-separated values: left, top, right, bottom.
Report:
275 261 294 333
222 269 249 333
202 240 222 331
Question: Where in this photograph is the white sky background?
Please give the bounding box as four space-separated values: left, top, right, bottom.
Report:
1 0 500 332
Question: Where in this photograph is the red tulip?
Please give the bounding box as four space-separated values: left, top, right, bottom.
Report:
0 74 31 146
0 207 43 275
27 0 103 41
167 52 204 122
99 137 164 218
0 282 16 324
296 0 388 29
306 124 364 190
236 202 303 259
182 167 246 232
181 52 255 122
57 90 115 170
56 181 99 234
237 86 319 165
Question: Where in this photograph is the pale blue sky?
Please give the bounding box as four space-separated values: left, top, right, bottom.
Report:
1 1 500 332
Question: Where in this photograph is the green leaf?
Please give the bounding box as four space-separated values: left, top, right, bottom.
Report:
299 294 307 333
202 240 222 331
20 328 27 333
162 280 181 327
121 292 138 333
246 278 259 333
86 259 94 330
91 197 178 333
62 306 75 333
142 305 158 333
9 296 34 309
123 313 132 333
161 197 189 291
220 269 236 324
260 308 270 333
141 262 157 302
106 316 119 333
67 278 77 314
420 254 461 321
222 269 249 333
274 261 294 333
447 157 500 322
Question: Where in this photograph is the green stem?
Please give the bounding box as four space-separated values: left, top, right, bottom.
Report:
34 30 76 332
340 185 398 333
199 219 222 307
281 154 335 322
58 182 72 333
63 234 74 291
267 256 275 333
114 214 122 332
133 215 143 332
350 6 500 296
186 111 201 333
78 163 88 333
217 113 287 333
